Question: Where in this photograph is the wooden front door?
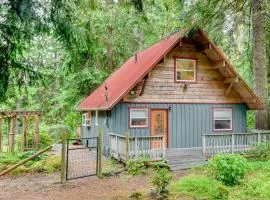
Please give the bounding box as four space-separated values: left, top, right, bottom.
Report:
150 109 168 148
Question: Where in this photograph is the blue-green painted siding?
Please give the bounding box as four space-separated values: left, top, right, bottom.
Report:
82 103 247 149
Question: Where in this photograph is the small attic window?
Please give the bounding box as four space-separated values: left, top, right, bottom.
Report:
175 58 196 82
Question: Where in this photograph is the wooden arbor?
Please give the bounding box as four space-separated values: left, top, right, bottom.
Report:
0 111 41 152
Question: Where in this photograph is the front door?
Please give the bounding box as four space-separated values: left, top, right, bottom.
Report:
150 109 168 148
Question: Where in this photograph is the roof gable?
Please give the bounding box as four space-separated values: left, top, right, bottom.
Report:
78 29 264 110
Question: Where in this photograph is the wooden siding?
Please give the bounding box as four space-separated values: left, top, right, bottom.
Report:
123 41 244 104
82 103 247 149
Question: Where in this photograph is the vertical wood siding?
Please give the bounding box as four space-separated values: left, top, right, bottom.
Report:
82 103 247 149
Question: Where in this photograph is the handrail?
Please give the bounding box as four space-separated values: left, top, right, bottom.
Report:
108 132 164 139
203 132 258 136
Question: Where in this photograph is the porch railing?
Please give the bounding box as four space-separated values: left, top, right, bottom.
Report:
108 133 165 161
202 130 270 158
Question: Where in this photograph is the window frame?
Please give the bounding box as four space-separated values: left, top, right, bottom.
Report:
82 112 91 127
174 57 197 83
129 108 149 128
213 108 233 132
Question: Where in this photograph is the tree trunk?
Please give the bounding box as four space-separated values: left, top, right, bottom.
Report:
252 0 268 129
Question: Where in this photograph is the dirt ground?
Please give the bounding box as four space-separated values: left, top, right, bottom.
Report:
0 171 188 200
0 170 188 200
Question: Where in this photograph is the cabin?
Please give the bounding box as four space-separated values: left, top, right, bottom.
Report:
78 28 269 169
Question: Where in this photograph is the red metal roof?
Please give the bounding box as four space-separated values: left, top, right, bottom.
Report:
78 31 184 110
78 28 264 111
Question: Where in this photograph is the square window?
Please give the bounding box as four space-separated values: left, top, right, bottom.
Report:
213 108 232 131
175 58 196 82
82 112 91 127
129 108 148 128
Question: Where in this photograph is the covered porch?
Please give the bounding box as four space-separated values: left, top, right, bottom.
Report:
108 130 270 170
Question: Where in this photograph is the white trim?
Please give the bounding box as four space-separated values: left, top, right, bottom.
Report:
213 108 232 131
129 108 148 128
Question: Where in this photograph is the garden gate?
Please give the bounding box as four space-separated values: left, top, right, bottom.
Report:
66 137 99 180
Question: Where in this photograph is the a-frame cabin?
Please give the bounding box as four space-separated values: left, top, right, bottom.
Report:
78 28 266 169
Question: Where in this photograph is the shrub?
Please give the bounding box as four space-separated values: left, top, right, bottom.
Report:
209 154 248 186
17 150 48 161
151 168 172 198
250 143 270 160
127 156 151 175
30 155 61 173
171 175 229 200
127 158 147 175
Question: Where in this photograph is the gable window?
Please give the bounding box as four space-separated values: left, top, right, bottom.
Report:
82 112 91 127
213 108 232 131
129 108 148 128
175 58 196 82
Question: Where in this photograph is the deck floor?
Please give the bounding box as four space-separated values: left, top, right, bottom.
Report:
165 148 204 169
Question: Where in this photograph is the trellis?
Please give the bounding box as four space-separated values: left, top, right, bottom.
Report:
0 111 41 152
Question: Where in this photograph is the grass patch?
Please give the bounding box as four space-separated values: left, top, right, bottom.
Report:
170 159 270 200
170 175 228 200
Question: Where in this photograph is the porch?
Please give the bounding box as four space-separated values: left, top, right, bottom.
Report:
108 130 270 170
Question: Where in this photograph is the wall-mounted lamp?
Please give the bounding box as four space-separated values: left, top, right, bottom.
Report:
168 106 172 110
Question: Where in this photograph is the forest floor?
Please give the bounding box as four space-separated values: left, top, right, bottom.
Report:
0 171 188 200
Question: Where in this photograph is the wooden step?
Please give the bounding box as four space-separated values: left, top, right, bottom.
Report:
169 161 205 171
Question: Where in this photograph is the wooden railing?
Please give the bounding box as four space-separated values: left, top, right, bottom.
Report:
202 130 270 158
108 133 165 161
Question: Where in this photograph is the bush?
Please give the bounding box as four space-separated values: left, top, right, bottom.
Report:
151 168 172 198
171 175 229 200
209 154 248 186
250 143 270 160
30 155 61 173
127 158 147 175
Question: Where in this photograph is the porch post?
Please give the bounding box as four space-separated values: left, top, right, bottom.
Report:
125 130 129 161
202 135 206 160
231 133 235 154
134 137 138 158
162 135 166 160
258 132 261 144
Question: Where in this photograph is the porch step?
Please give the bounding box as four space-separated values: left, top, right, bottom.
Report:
169 161 205 171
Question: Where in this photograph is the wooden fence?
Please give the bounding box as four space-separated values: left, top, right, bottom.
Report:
108 133 165 161
202 130 270 158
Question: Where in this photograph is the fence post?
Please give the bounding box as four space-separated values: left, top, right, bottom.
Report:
125 130 129 162
98 128 103 178
61 131 67 184
231 134 235 154
8 117 15 152
33 115 40 150
202 135 206 160
0 117 2 152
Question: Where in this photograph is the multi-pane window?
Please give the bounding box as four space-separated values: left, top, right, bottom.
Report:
213 108 232 131
82 112 91 127
129 108 148 128
175 58 196 82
